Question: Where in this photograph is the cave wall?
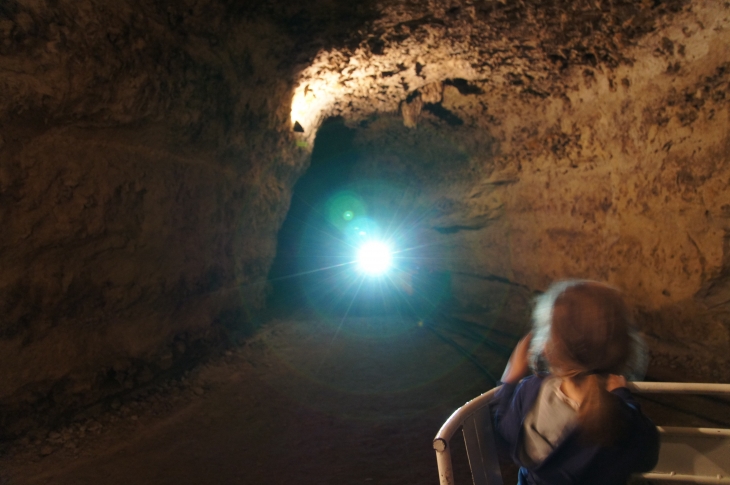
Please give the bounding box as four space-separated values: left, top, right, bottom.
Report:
495 43 730 355
344 2 730 377
0 0 381 434
1 0 728 435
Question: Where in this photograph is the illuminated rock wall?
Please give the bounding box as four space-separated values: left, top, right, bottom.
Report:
318 1 730 377
0 0 728 434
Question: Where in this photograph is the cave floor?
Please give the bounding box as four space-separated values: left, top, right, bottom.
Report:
1 314 728 485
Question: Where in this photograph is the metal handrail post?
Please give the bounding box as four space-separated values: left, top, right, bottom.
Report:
433 388 501 485
628 382 730 396
434 439 455 485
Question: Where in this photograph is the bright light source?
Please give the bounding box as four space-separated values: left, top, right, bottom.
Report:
356 241 392 276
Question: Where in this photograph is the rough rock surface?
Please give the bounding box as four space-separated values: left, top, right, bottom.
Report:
295 0 730 378
0 0 373 436
1 0 728 437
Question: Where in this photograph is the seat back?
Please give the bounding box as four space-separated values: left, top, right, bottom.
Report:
434 382 730 485
433 387 503 485
461 402 503 485
628 382 730 484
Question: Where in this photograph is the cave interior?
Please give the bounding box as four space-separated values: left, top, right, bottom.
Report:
1 0 730 483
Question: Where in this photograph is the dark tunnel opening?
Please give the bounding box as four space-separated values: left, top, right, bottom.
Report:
267 118 452 320
268 117 359 312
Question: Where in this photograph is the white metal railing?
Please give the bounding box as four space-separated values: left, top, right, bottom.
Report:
433 387 502 485
433 382 730 485
627 382 730 396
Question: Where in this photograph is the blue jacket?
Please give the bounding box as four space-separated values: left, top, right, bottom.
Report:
493 375 660 485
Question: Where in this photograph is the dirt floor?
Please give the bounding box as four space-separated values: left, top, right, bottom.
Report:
0 312 728 485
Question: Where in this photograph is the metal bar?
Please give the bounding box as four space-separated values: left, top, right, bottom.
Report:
628 382 730 396
641 472 730 483
435 442 456 485
463 413 505 485
434 388 500 485
463 415 491 485
658 426 730 437
469 408 504 485
434 388 500 444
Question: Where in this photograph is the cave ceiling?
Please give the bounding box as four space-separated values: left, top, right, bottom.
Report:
0 0 692 137
289 0 689 133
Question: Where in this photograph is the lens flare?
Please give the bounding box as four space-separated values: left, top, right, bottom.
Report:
356 241 392 276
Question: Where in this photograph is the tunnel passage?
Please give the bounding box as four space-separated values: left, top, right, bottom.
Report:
268 118 360 312
0 0 729 451
284 0 730 380
268 117 453 320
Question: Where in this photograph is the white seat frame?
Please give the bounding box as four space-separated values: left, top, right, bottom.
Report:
433 382 730 485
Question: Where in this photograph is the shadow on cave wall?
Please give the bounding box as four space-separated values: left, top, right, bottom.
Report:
268 118 360 314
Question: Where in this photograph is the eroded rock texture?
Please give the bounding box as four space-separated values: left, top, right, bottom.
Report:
0 0 376 435
1 0 729 435
293 0 730 379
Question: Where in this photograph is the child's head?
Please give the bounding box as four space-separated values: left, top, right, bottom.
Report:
544 282 630 377
528 280 646 444
529 280 644 379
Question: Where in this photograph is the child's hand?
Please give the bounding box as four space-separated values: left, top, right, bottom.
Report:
606 374 627 391
501 332 533 384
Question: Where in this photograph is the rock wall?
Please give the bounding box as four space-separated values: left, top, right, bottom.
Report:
341 2 730 378
1 0 728 436
0 0 380 435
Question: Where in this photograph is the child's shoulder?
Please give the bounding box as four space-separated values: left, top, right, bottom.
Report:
519 372 551 388
512 373 551 402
